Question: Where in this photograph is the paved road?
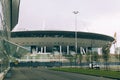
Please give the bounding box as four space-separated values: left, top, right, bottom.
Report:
4 67 116 80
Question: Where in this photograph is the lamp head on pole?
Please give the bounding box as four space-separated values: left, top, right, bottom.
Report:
73 11 79 14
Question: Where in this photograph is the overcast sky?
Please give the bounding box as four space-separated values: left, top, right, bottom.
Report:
13 0 120 47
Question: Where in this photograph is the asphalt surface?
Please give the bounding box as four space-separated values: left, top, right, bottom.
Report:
4 67 117 80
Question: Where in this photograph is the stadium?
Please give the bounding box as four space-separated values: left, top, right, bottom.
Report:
9 30 116 67
11 30 114 55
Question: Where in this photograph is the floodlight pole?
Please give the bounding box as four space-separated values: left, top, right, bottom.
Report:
73 11 79 66
73 11 79 55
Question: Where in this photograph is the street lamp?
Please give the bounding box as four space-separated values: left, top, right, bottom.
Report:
73 11 79 66
73 11 79 55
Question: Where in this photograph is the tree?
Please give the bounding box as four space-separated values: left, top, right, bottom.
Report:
85 51 91 64
102 43 111 70
78 53 83 67
115 48 120 71
92 51 99 62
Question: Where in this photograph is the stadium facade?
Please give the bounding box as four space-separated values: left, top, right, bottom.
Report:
11 30 114 55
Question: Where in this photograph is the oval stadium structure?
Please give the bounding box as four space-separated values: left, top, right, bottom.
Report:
11 30 114 54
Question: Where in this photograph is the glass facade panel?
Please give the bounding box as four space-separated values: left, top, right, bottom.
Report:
0 0 29 73
0 1 9 72
0 1 3 37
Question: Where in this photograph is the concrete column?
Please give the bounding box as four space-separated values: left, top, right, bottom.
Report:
44 46 46 53
98 48 102 54
32 48 36 54
83 48 85 55
86 48 88 54
80 47 85 54
67 45 69 55
80 47 83 54
36 47 38 53
41 47 43 53
60 45 62 54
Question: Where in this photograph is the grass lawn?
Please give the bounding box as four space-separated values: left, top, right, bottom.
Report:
50 68 120 79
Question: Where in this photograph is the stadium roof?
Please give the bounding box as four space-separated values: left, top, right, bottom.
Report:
11 30 114 42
